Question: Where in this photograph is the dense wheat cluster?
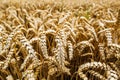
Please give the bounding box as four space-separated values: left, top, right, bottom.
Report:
0 1 120 80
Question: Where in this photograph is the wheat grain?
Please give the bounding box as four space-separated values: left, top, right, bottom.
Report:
39 32 48 58
55 34 66 69
108 63 120 77
78 72 88 80
3 48 14 69
107 70 119 80
98 43 105 61
2 25 23 55
78 61 111 72
87 70 106 80
67 40 73 60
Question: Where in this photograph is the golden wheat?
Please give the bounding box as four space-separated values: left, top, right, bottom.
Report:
0 0 120 80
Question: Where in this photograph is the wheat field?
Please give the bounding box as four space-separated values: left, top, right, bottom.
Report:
0 0 120 80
